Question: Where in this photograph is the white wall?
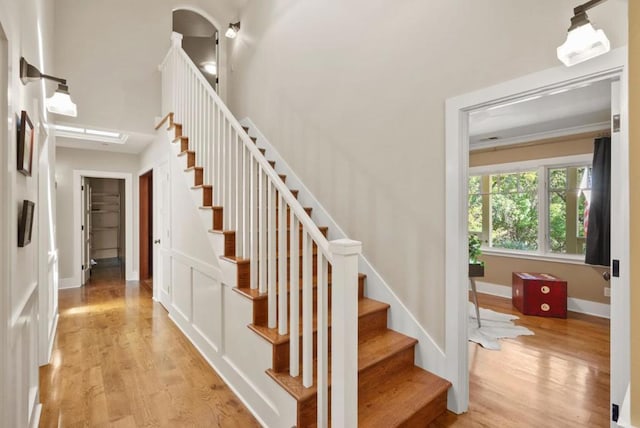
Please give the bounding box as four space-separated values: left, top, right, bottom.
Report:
55 147 140 282
53 0 238 135
228 0 628 346
0 0 58 425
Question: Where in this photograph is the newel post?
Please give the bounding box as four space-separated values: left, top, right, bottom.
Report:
329 239 362 428
170 31 183 47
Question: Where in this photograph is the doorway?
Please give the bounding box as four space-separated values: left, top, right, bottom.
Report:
462 79 614 425
73 170 134 286
81 177 126 281
444 50 629 417
172 9 219 92
139 170 153 288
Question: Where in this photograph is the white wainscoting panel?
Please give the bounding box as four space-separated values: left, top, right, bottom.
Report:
192 269 222 352
8 284 40 428
171 258 192 322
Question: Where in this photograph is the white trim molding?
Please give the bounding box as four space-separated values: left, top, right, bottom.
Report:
58 277 80 289
445 47 628 414
72 170 135 287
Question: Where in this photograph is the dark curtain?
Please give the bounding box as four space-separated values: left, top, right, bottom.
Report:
585 137 611 266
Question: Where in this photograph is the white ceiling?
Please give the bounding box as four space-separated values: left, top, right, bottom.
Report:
56 131 155 154
469 79 612 148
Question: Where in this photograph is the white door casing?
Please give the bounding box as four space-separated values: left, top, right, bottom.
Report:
444 47 629 417
608 78 630 425
80 177 91 285
72 170 134 287
153 161 171 308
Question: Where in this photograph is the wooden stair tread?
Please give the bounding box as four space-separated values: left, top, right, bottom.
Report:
191 185 212 189
208 229 234 235
184 166 202 172
248 298 388 346
266 329 418 402
358 366 451 427
177 150 194 156
220 255 250 265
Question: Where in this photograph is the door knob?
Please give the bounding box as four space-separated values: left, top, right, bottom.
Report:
602 271 611 281
154 239 161 244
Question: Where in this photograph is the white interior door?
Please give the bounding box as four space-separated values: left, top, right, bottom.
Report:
609 79 630 425
80 177 91 284
153 162 171 308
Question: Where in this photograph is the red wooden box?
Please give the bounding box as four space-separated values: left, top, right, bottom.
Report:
512 272 567 318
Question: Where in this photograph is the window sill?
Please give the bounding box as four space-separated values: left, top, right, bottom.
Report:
481 247 586 265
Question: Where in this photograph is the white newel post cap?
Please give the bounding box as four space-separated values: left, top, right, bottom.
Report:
171 32 183 46
329 239 362 256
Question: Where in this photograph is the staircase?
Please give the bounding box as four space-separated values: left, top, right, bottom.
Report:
157 32 451 427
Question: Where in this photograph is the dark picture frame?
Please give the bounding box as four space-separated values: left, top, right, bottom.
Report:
18 200 35 247
17 110 34 176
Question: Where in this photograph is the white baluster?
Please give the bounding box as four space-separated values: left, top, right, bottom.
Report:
235 132 242 256
250 155 258 289
302 230 313 387
278 193 288 335
267 181 277 328
215 105 221 206
243 145 250 259
317 253 329 428
329 239 362 428
258 169 267 293
289 214 300 377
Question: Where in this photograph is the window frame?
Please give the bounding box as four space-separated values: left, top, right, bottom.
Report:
469 153 592 262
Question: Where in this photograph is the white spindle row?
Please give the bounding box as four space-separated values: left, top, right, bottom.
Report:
159 32 361 427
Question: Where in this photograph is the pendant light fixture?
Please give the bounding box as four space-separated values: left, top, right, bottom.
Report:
225 22 241 39
557 0 610 67
20 57 78 117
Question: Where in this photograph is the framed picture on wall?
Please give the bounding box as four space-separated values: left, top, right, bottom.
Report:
17 110 34 176
18 200 35 247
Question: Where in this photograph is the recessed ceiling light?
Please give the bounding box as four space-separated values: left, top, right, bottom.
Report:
52 123 128 144
486 95 543 111
55 124 84 133
86 129 121 138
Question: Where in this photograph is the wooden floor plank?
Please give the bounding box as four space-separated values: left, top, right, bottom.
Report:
39 265 259 428
430 293 610 427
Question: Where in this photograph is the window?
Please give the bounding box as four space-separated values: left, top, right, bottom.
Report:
489 171 538 251
469 155 592 259
547 166 592 254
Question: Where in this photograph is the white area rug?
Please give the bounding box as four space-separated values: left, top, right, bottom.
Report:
468 302 534 350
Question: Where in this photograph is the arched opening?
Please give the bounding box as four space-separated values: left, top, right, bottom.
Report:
172 9 219 92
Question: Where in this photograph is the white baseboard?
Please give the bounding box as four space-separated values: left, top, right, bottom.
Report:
474 281 610 319
58 277 80 289
29 403 42 428
44 313 59 365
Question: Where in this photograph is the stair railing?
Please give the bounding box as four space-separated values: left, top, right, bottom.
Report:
159 32 361 427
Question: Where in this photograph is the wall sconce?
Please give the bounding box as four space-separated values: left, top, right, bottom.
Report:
225 22 240 39
20 57 78 117
557 0 610 67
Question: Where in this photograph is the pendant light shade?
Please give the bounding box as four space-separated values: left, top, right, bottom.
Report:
557 21 610 67
557 1 611 67
45 84 78 117
225 22 240 39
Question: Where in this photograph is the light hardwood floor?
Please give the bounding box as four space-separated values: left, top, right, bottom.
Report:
430 293 610 427
40 267 609 427
39 265 259 428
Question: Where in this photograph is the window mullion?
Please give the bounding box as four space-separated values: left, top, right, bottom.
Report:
538 166 547 254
